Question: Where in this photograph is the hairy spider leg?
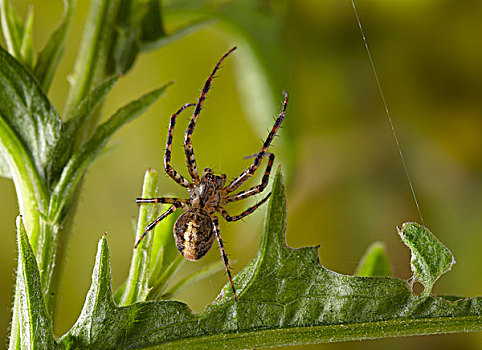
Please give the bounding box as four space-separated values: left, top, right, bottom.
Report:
135 201 186 248
225 92 288 193
220 193 271 222
165 103 196 188
224 152 275 203
184 46 237 183
136 197 187 204
212 216 238 301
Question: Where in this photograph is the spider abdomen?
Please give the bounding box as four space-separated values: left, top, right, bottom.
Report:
174 209 214 261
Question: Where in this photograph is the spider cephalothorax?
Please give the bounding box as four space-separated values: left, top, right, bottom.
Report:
135 47 288 301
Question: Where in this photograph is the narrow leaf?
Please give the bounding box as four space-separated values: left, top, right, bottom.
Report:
398 222 455 296
149 205 179 278
0 0 23 59
50 83 171 224
47 76 118 184
119 169 159 305
138 0 166 45
15 216 56 349
66 75 118 132
355 241 392 277
147 255 185 300
140 18 213 52
19 5 34 70
108 23 139 75
34 0 75 91
61 236 115 346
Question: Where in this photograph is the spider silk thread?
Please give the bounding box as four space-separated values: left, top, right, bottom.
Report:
351 0 425 226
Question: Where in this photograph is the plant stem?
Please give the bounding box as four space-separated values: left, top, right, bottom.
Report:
63 0 119 119
159 316 482 349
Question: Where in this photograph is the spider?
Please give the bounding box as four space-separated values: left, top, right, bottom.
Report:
135 47 288 302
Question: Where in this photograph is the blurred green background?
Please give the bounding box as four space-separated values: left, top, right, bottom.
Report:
1 0 481 349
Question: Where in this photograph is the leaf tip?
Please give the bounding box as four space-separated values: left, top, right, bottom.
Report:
355 241 392 277
15 215 28 248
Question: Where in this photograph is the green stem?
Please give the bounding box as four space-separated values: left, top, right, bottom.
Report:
160 316 482 349
0 118 47 249
0 119 50 347
119 169 158 305
63 0 119 119
48 0 121 319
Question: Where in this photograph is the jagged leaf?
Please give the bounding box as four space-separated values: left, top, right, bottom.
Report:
60 236 200 349
398 222 455 296
15 216 57 349
34 0 75 91
59 169 482 349
355 241 392 277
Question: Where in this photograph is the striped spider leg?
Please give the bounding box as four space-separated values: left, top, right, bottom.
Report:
135 47 288 302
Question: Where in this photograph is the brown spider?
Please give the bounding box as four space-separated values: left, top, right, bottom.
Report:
135 47 288 302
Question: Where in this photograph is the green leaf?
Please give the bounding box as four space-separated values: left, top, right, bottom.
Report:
34 0 75 91
108 0 213 73
61 235 116 347
138 0 166 44
0 45 59 249
19 5 34 70
140 17 214 52
49 83 171 224
0 0 24 60
58 169 482 349
107 0 166 75
0 152 11 178
0 46 61 182
148 212 178 279
119 169 159 305
160 259 226 299
47 76 118 184
60 235 200 349
355 241 392 277
147 255 185 300
15 216 56 349
398 222 455 296
108 21 140 76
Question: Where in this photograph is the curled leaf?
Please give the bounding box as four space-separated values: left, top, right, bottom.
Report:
398 222 455 296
